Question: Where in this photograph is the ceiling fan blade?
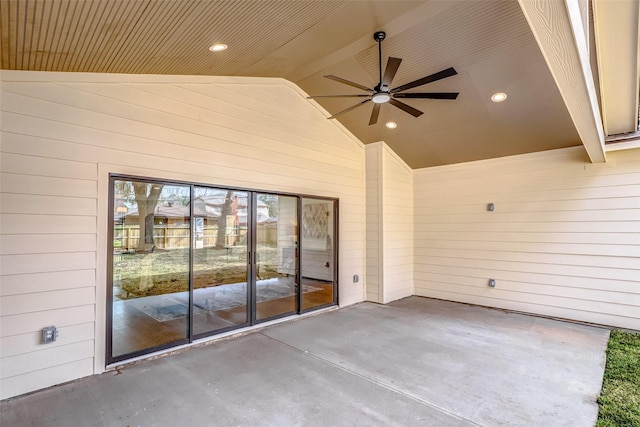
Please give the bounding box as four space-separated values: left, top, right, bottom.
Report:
307 94 371 98
381 57 402 90
369 103 381 125
327 99 372 119
389 99 423 117
324 75 372 92
393 92 459 100
391 67 458 93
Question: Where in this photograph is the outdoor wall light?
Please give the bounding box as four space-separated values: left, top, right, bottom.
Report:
487 203 495 211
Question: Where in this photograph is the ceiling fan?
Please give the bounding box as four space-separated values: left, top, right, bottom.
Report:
308 31 459 125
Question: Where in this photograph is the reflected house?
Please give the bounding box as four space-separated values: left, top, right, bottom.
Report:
116 193 273 250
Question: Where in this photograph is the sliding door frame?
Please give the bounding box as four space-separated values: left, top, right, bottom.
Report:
299 196 339 314
107 175 193 364
107 173 338 364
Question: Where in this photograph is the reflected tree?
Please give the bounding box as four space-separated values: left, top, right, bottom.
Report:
215 190 234 248
132 182 163 253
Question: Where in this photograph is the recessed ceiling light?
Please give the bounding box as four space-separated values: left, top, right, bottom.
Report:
491 92 507 102
209 44 228 52
385 121 398 129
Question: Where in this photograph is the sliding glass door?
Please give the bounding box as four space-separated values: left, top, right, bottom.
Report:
109 176 337 363
300 198 336 311
255 194 298 321
192 187 249 337
111 179 191 358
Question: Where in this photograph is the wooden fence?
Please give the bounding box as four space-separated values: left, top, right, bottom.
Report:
114 223 276 250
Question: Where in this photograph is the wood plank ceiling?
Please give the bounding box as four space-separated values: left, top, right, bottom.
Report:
0 0 582 168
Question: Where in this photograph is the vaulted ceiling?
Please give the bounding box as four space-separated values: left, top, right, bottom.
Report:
0 0 636 168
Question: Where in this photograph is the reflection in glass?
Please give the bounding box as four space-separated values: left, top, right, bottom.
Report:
192 188 248 335
110 179 337 361
111 180 190 358
255 194 298 320
300 198 335 310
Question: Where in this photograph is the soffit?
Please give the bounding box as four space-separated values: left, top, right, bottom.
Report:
0 0 581 168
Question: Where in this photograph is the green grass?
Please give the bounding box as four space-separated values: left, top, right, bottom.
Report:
596 330 640 427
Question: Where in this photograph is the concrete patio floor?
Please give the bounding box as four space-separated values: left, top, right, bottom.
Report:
1 297 610 426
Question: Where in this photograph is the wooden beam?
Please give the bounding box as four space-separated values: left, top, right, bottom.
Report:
593 0 640 136
519 0 606 163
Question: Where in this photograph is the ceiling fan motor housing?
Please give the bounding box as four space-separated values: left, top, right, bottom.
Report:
374 31 386 42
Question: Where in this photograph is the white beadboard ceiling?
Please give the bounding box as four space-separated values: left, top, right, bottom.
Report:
0 0 589 167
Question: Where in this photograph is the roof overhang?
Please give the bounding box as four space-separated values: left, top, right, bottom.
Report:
519 0 607 163
593 0 640 137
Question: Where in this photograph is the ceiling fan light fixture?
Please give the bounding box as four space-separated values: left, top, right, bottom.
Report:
385 121 397 129
309 32 459 125
209 43 228 52
491 92 507 102
372 93 391 104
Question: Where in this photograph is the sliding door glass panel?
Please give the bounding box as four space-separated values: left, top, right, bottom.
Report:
192 188 249 336
255 194 298 321
300 198 335 310
111 180 190 359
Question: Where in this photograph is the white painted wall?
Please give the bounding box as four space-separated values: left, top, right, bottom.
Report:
366 142 414 304
0 71 366 399
365 146 383 303
414 146 640 330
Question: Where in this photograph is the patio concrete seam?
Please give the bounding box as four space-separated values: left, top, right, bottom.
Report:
258 332 482 427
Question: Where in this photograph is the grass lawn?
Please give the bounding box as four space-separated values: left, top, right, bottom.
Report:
597 330 640 427
114 246 282 298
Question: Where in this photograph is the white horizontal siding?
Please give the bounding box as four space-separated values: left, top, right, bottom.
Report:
414 147 640 330
1 359 94 400
0 322 94 358
0 305 96 337
381 144 413 303
365 146 382 303
365 143 414 304
0 234 96 255
0 71 366 399
1 288 95 316
1 270 95 296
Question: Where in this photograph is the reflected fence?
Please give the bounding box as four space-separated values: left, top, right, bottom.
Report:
114 223 278 252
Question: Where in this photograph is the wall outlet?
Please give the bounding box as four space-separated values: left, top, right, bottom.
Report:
42 326 58 344
488 279 496 288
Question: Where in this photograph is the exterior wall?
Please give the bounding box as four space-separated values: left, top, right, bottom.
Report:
414 146 640 330
0 71 366 399
365 146 383 303
381 144 414 303
366 143 414 304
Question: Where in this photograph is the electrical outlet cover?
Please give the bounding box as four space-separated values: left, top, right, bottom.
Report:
42 326 58 344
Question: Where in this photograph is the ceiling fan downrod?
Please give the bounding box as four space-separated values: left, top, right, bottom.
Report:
374 31 386 92
372 31 391 104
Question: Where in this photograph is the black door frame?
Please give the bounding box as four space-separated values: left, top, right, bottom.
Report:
107 174 338 365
